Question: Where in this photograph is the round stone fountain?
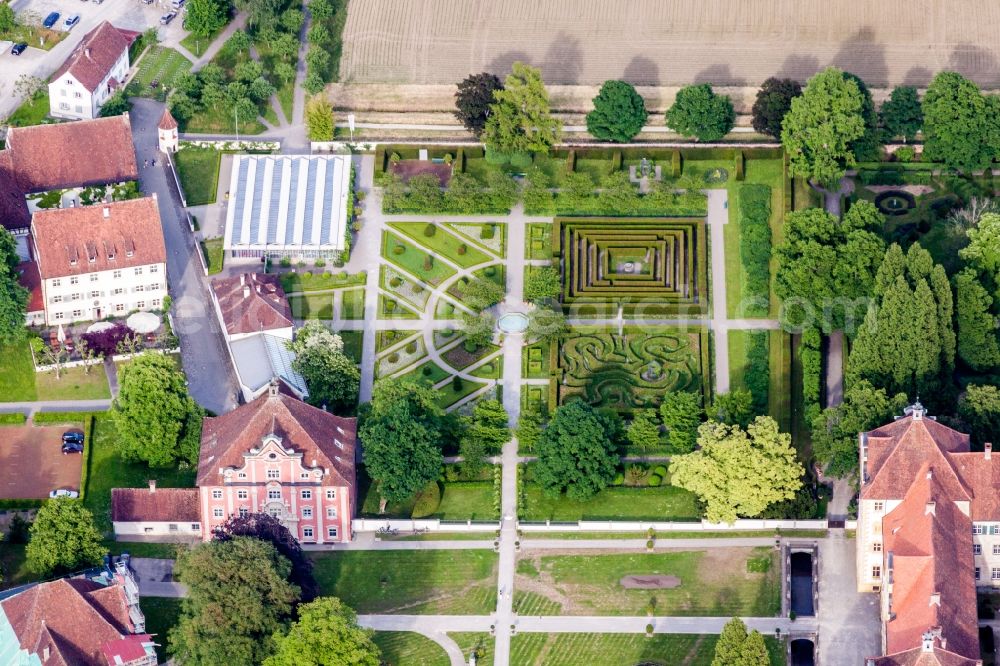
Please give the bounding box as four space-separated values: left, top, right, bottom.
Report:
497 312 529 333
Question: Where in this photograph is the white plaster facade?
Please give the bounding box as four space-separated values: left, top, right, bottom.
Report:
48 49 129 121
36 259 167 325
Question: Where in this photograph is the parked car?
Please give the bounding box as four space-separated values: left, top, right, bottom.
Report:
64 14 80 29
141 0 153 5
62 429 84 444
49 489 79 499
159 11 176 24
62 442 84 455
42 12 60 28
170 0 185 8
10 42 27 55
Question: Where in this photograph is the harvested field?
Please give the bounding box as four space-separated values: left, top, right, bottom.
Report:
340 0 1000 89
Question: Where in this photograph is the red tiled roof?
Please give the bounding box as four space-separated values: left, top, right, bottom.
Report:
197 388 356 488
0 151 30 231
17 261 43 313
50 21 138 92
870 648 981 666
0 578 134 665
31 197 166 280
881 463 980 662
210 272 293 336
6 115 139 194
102 634 154 663
111 487 200 522
158 108 178 130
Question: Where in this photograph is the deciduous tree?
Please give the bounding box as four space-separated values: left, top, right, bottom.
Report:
183 0 230 37
659 391 702 453
170 537 299 665
461 311 495 348
287 322 360 414
359 379 445 509
462 277 505 311
459 399 509 476
750 77 801 138
454 72 503 136
586 80 648 143
665 84 734 141
483 62 561 157
264 597 380 666
0 3 17 34
879 86 922 143
99 91 130 117
0 228 27 344
26 498 105 575
626 409 661 451
958 384 1000 449
708 388 754 429
780 67 866 188
922 71 1000 172
526 307 567 342
670 417 803 523
534 401 618 501
110 353 203 468
955 268 1000 371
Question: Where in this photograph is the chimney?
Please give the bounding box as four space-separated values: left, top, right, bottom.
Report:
240 274 245 286
925 501 936 516
103 206 110 219
84 47 91 59
930 592 941 606
987 443 993 460
148 479 156 493
922 631 935 652
926 469 933 480
243 285 250 299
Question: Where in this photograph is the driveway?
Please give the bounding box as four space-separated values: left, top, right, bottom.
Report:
129 98 238 415
0 422 83 498
0 0 178 120
816 533 881 664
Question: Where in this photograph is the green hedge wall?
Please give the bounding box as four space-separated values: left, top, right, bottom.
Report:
801 328 822 424
0 412 27 425
746 331 770 417
738 184 772 317
382 172 518 214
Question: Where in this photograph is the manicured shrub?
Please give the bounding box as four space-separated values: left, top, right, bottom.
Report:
481 225 496 240
484 266 496 277
452 375 463 390
405 342 417 354
442 328 455 338
392 244 405 255
389 276 403 288
463 339 478 353
413 284 424 293
457 243 467 255
421 365 432 376
801 327 822 417
895 146 916 162
739 184 772 317
745 331 770 417
385 300 397 313
424 223 436 237
387 352 399 363
647 474 662 487
653 465 668 477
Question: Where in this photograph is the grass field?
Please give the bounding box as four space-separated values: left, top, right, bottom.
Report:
728 329 792 433
450 633 495 666
140 597 182 663
279 271 367 293
6 91 50 127
125 47 192 102
338 329 363 363
508 633 784 666
373 632 449 666
389 222 492 267
310 550 498 614
521 480 700 522
382 232 457 285
0 341 38 401
199 237 225 275
175 147 222 205
35 366 110 400
83 415 196 536
289 293 334 320
342 288 365 319
0 543 30 591
515 547 780 617
434 482 498 520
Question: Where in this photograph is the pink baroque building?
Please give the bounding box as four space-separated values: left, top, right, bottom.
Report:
196 381 357 544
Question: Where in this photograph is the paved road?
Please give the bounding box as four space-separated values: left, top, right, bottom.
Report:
817 532 881 664
129 98 238 415
131 557 187 598
0 399 112 415
515 615 816 634
520 537 779 550
706 189 732 394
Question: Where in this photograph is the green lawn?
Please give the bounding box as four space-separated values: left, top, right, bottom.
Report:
200 237 224 275
180 25 225 57
434 482 498 520
1 25 67 51
6 90 50 127
389 222 491 268
516 547 780 617
450 633 494 666
310 550 498 614
35 365 110 401
373 632 449 666
279 271 367 293
0 341 38 401
124 46 192 102
289 293 334 320
526 223 553 260
381 232 457 286
175 147 222 205
728 329 792 432
184 107 266 135
509 633 784 666
520 481 699 522
338 330 363 363
82 415 196 536
0 543 30 590
139 597 182 663
341 288 365 320
434 377 488 409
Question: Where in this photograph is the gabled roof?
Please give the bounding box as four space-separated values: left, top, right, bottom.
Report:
17 260 43 314
112 487 200 522
50 21 138 92
210 272 292 336
0 577 134 665
31 197 167 280
0 151 30 231
5 114 139 194
197 386 356 488
870 648 982 666
881 464 979 662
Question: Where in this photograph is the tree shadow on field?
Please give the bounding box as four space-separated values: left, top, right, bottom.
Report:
776 54 820 82
486 51 533 76
947 44 999 87
623 56 660 86
901 66 934 87
694 64 744 87
542 33 582 85
830 27 888 87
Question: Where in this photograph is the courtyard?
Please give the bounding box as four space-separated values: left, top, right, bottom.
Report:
0 421 84 499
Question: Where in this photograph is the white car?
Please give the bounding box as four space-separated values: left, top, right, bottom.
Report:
63 14 80 30
49 489 79 499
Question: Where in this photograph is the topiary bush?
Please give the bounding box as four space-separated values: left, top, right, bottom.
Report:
452 375 463 390
389 276 403 288
424 223 436 237
653 465 668 477
387 352 400 363
423 256 433 271
612 473 624 486
392 244 405 255
457 243 467 255
422 365 433 376
405 341 417 354
647 474 662 487
411 480 442 518
385 300 397 313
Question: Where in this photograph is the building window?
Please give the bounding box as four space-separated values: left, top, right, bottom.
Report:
238 472 247 479
301 489 312 500
89 290 99 298
993 568 1000 581
975 525 985 535
90 273 98 282
994 545 1000 556
327 527 338 539
191 523 200 531
113 270 122 279
70 276 79 285
71 309 82 318
135 285 144 293
212 490 223 499
151 299 160 307
873 542 882 552
52 295 63 304
977 568 982 581
267 469 280 479
872 566 881 579
300 472 310 479
326 489 336 500
213 508 224 518
302 507 313 518
74 91 82 99
134 267 143 276
303 527 314 539
991 525 1000 536
326 507 337 519
52 279 61 287
115 304 125 312
268 507 281 518
237 490 248 500
975 544 983 555
873 502 884 512
169 524 178 532
53 312 64 320
239 507 248 517
268 489 281 500
112 288 124 295
136 301 145 309
150 265 159 273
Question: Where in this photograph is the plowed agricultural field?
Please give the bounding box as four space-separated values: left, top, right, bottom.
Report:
340 0 1000 88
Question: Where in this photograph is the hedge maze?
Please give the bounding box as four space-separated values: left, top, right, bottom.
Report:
554 218 708 317
557 328 710 412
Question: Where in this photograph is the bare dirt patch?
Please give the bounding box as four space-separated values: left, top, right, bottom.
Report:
620 574 681 589
390 160 452 186
0 422 83 499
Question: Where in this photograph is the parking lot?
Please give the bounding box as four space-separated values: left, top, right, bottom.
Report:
0 0 190 119
0 421 84 499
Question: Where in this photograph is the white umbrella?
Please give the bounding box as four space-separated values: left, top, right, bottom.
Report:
126 312 161 334
57 324 65 343
86 321 115 334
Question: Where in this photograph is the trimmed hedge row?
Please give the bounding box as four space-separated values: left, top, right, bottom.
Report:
0 412 27 425
382 172 518 214
738 184 772 317
801 328 823 423
745 331 770 417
